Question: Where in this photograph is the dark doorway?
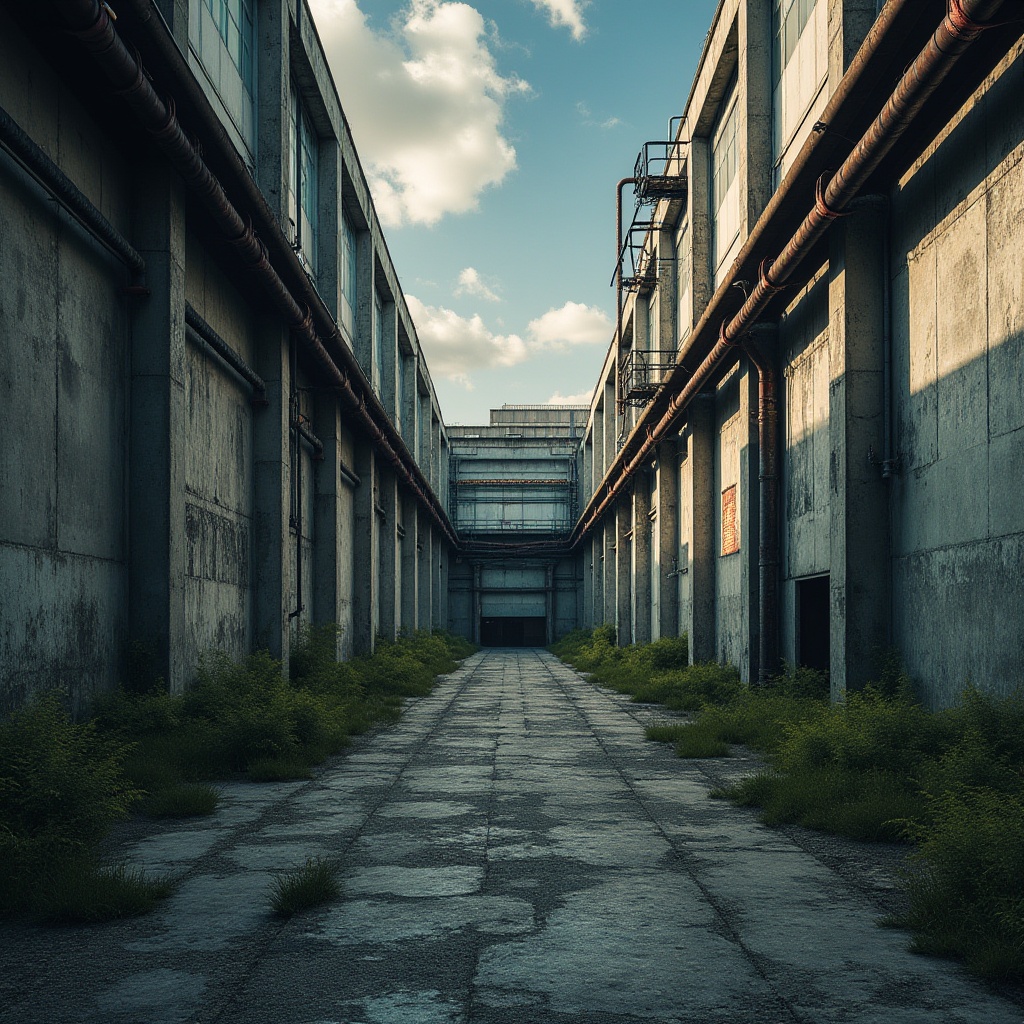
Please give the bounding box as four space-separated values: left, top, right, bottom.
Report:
480 617 547 647
797 575 830 672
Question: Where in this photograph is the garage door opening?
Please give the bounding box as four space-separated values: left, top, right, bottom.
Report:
797 574 830 672
480 617 547 647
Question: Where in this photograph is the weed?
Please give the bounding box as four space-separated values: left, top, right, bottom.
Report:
269 856 341 917
673 722 731 758
645 723 693 744
37 859 176 923
247 754 315 782
139 783 220 818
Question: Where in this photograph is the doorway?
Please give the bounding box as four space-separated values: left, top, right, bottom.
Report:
480 617 547 647
796 575 830 672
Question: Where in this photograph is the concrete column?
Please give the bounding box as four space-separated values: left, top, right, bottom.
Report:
382 299 398 419
377 467 398 640
582 546 594 627
354 232 374 373
256 0 288 224
603 520 616 626
545 563 555 644
603 379 616 474
633 479 652 645
352 444 377 653
740 0 773 232
616 499 633 645
312 395 343 650
656 439 680 638
417 511 432 629
828 204 889 695
129 161 188 691
430 527 442 629
437 543 450 631
400 489 419 631
471 562 482 644
591 535 603 627
829 0 878 91
687 396 716 662
688 137 713 323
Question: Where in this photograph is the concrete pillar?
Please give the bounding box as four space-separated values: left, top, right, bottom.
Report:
687 396 716 662
828 204 889 695
616 499 633 645
381 299 398 419
582 546 594 627
352 444 377 653
603 520 616 626
471 562 482 644
354 231 374 373
740 0 773 233
545 563 555 644
430 527 442 629
437 542 449 631
417 511 432 629
633 478 652 645
688 137 713 322
377 467 398 640
312 395 344 650
603 379 616 474
591 534 603 627
400 489 419 631
656 439 680 638
129 161 188 691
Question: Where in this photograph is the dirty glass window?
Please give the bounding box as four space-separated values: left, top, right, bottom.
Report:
203 0 254 92
772 0 826 178
675 219 690 344
288 85 319 277
340 215 357 338
711 77 740 276
373 291 385 395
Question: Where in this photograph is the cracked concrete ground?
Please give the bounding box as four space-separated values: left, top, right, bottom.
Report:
1 649 1021 1024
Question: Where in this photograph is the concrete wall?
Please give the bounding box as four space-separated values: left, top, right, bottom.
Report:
0 0 457 712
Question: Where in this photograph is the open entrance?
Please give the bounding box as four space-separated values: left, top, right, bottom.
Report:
796 574 830 672
480 617 547 647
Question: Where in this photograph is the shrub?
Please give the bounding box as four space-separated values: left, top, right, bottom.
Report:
139 783 220 818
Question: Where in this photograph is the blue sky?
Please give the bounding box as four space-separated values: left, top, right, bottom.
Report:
310 0 720 424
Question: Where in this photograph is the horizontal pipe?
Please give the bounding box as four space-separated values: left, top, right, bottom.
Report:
184 304 266 401
295 419 324 461
0 101 145 278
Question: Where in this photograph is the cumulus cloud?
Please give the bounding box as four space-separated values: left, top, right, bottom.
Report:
406 295 527 387
309 0 529 227
408 296 611 389
547 389 593 405
527 301 611 349
455 266 501 302
530 0 589 41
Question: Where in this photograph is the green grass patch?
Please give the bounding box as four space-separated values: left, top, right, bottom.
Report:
36 859 176 923
269 856 341 917
645 723 692 744
139 783 220 818
1 628 475 920
673 722 731 758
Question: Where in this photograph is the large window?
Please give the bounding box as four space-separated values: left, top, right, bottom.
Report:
204 0 253 88
340 215 357 338
191 0 256 153
675 219 691 343
772 0 826 180
288 85 319 277
373 291 385 395
711 79 740 278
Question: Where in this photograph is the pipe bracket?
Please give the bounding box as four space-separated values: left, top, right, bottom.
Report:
814 173 848 220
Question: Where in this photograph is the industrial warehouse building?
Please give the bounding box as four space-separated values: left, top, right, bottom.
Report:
1 0 1022 713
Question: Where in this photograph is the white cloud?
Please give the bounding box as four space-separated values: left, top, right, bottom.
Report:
576 101 621 130
455 266 500 302
309 0 529 227
526 301 611 349
547 389 593 405
407 297 610 389
406 295 527 387
530 0 589 41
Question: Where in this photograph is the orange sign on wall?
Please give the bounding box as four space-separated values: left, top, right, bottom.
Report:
722 484 739 555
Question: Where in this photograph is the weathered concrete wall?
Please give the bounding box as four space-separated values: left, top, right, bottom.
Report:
890 40 1024 705
0 11 130 714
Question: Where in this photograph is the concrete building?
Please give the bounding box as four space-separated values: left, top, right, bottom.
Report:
2 0 1022 713
571 0 1024 705
0 0 454 713
448 406 584 647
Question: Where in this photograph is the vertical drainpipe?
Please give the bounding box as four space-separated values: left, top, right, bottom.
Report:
742 328 780 686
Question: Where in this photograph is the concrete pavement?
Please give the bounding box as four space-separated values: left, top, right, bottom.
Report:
1 649 1020 1023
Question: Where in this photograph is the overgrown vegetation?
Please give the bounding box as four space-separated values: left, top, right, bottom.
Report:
269 856 341 917
0 629 474 922
552 628 1024 982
